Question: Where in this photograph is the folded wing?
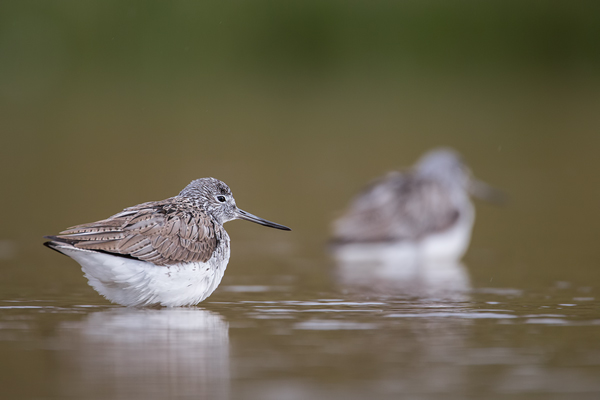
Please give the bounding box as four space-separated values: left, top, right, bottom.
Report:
49 199 221 266
333 172 460 243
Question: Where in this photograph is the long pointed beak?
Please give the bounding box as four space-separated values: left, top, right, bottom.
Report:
236 209 291 231
469 179 507 205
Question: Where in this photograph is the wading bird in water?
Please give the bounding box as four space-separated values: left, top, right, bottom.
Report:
45 178 291 307
331 148 502 264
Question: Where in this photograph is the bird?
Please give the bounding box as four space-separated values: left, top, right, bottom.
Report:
44 177 291 307
331 148 501 263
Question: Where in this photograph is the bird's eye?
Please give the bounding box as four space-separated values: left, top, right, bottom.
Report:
217 195 226 203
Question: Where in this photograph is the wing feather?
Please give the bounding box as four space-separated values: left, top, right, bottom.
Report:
333 172 460 243
54 198 220 265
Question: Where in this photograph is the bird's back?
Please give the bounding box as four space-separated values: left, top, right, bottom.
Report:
332 171 464 244
45 197 226 266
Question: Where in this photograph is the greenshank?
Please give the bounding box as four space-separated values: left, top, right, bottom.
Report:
45 177 291 307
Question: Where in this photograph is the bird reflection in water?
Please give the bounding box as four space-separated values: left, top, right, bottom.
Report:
331 148 502 299
56 308 229 400
333 248 471 299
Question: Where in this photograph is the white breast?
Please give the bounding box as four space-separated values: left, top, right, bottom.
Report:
333 201 474 265
55 234 231 307
417 200 475 261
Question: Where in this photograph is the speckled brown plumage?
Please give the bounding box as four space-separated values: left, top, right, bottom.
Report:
48 198 226 266
43 177 290 307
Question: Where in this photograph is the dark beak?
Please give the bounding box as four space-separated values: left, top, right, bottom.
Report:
236 209 291 231
469 179 507 205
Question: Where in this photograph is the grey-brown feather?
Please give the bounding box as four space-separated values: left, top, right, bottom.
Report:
333 171 460 244
54 197 223 266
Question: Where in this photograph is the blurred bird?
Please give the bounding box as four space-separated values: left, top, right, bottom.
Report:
331 148 502 263
44 178 291 307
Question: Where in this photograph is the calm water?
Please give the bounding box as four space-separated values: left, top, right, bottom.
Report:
2 2 600 399
3 119 600 400
0 285 599 399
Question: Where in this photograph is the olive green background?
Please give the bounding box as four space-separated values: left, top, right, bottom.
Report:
1 2 599 399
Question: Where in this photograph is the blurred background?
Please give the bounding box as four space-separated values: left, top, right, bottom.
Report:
2 0 600 293
1 2 600 398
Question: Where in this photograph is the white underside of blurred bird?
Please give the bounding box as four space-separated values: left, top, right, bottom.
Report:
332 200 474 264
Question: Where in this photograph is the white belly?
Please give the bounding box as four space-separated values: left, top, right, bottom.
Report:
331 208 474 298
418 206 474 261
333 207 474 264
57 242 230 307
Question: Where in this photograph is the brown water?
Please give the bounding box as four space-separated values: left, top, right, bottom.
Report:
2 2 600 399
